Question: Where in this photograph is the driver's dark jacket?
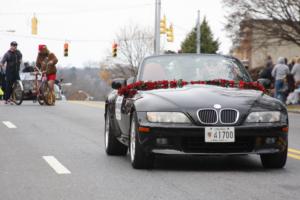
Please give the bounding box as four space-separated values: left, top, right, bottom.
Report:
0 49 22 81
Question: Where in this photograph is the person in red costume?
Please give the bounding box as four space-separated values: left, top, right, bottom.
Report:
35 44 58 105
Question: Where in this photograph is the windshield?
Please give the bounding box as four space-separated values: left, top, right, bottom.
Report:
139 55 251 82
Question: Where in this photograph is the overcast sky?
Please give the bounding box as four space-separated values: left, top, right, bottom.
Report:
0 0 231 67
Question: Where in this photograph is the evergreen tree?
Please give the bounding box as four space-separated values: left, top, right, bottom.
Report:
181 17 219 53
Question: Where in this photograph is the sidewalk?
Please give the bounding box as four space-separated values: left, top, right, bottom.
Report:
287 105 300 114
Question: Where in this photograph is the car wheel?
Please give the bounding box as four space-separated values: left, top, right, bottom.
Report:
104 110 127 156
130 112 154 169
260 146 287 169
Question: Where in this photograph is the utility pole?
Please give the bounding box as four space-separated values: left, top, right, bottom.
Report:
196 10 201 54
154 0 161 55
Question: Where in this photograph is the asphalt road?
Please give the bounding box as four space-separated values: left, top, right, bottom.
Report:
1 101 300 200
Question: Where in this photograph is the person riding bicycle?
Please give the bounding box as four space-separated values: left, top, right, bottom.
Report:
35 44 58 105
0 41 22 104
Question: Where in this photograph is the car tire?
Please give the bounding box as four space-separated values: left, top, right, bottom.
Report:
130 112 154 169
104 110 128 156
260 146 287 169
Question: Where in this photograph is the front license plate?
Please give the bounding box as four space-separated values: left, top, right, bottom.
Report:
205 127 235 143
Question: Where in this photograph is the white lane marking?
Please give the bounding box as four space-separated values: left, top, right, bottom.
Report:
43 156 71 175
2 121 17 129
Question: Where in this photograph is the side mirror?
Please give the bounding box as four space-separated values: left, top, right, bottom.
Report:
257 78 271 89
111 78 126 90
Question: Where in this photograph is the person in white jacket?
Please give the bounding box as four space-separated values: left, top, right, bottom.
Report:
287 57 300 105
291 57 300 88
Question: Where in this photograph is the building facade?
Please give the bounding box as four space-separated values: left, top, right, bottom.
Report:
232 20 300 69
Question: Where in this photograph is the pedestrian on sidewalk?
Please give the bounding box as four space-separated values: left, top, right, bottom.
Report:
286 58 300 104
0 41 22 104
287 58 296 93
291 57 300 89
259 55 274 87
272 57 290 103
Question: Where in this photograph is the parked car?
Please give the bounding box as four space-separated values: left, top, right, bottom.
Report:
105 54 288 169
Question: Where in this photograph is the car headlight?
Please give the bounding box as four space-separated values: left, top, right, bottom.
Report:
245 111 281 123
146 112 191 123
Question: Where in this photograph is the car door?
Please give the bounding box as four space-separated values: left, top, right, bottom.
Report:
114 77 136 138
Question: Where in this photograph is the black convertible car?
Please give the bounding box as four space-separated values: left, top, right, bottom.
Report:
105 54 288 169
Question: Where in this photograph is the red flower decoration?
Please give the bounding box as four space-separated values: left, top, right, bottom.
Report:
239 81 245 88
220 79 227 86
146 82 156 90
181 80 188 86
117 79 266 97
170 80 177 88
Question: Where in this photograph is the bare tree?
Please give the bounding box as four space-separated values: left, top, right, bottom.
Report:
115 24 154 70
59 66 111 101
99 60 135 84
223 0 300 47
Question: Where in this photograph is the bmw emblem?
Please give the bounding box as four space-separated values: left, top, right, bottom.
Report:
214 104 222 109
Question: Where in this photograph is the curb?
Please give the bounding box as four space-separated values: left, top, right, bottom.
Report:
288 109 300 114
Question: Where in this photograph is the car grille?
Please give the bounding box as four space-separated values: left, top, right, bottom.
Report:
220 109 238 124
182 136 255 153
197 109 218 124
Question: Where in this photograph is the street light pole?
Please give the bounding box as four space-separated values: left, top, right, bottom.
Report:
154 0 161 55
196 10 201 54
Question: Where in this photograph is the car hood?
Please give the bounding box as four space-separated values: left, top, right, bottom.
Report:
134 85 267 125
136 85 263 111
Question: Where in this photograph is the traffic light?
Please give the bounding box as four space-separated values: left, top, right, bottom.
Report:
64 43 69 57
112 43 118 57
31 15 38 35
167 24 174 42
160 15 167 34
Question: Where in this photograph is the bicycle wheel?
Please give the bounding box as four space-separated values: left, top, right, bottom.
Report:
47 90 56 106
37 95 44 105
38 81 47 105
42 82 55 106
11 80 24 105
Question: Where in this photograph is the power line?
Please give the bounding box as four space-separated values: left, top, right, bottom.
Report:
0 32 155 43
173 24 190 33
0 32 109 43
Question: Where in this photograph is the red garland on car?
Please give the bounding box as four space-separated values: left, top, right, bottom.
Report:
117 79 266 97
